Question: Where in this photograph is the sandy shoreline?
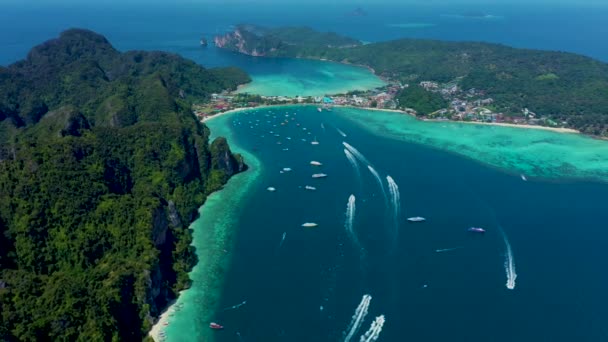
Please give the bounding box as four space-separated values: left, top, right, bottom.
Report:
202 104 580 135
148 298 181 341
453 120 580 133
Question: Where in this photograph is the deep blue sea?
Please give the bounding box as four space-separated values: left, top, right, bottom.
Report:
207 106 608 342
2 2 608 68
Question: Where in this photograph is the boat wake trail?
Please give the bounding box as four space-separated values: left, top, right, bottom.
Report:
343 142 371 165
359 315 386 342
343 142 386 198
344 149 362 183
367 166 387 201
336 127 347 137
221 300 247 311
344 195 361 249
344 294 372 342
435 246 464 253
278 232 287 249
386 176 401 226
498 226 517 290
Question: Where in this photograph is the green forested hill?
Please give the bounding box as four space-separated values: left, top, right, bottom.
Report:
216 27 608 135
0 29 249 341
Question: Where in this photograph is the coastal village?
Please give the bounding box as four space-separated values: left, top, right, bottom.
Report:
193 80 565 128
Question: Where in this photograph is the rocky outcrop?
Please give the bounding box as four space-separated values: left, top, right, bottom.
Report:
214 24 361 57
210 136 246 177
214 28 270 57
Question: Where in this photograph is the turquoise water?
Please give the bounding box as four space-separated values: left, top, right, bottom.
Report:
160 115 263 342
165 106 608 341
236 60 385 97
338 108 608 182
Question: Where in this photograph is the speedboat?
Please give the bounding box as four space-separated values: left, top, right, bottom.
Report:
407 217 426 222
312 173 327 178
310 161 322 166
520 174 527 181
283 167 292 172
302 223 318 228
267 187 276 192
305 185 317 190
317 107 322 112
311 137 319 145
468 227 486 233
209 322 224 330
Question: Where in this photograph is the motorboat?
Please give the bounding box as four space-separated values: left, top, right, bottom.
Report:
407 217 426 222
209 322 224 330
468 227 486 233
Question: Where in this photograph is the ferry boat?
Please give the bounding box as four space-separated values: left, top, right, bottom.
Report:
209 322 224 330
468 227 486 233
407 217 426 222
312 173 328 178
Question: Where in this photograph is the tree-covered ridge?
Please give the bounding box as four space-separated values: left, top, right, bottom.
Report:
396 85 448 115
216 26 608 135
0 29 248 341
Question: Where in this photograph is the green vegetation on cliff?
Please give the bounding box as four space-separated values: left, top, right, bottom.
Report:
215 27 608 135
0 29 249 341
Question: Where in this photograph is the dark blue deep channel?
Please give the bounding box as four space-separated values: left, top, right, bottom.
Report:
208 106 608 342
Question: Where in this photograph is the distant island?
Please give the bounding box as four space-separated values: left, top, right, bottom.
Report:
214 25 608 136
0 29 250 340
214 24 361 56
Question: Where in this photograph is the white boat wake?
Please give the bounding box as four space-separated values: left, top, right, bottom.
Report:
386 176 401 226
498 226 517 290
343 142 371 165
435 246 464 253
344 194 361 248
359 315 386 342
344 294 372 342
278 232 286 249
336 127 347 137
221 300 247 311
343 142 387 199
344 149 362 182
368 166 387 201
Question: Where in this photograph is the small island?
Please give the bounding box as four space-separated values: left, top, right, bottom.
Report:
213 25 608 137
